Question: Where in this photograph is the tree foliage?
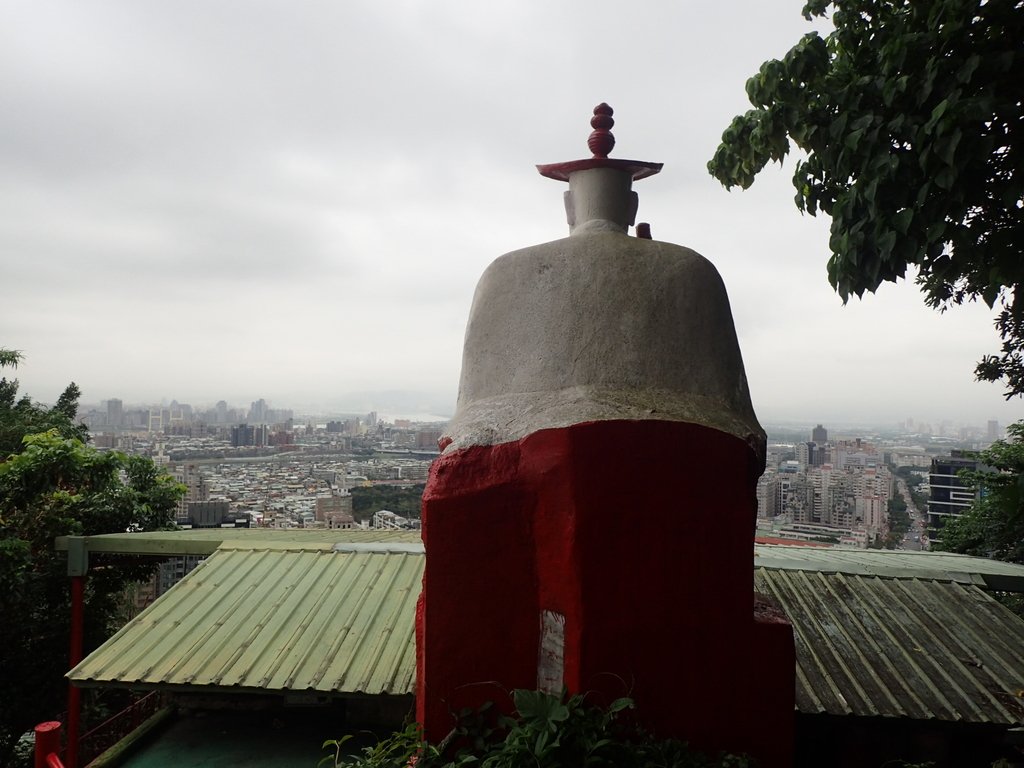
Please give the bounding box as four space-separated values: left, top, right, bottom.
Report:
708 0 1024 396
941 420 1024 564
350 484 424 522
0 360 88 457
0 350 22 370
0 351 183 765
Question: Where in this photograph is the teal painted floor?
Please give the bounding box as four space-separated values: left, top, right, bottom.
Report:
116 708 381 768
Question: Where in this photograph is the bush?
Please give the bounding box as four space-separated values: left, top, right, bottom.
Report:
321 689 753 768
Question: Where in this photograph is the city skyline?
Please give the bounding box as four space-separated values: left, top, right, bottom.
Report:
76 391 1006 438
2 2 1020 428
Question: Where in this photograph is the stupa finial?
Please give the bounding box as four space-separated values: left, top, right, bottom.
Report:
588 103 615 158
536 103 662 182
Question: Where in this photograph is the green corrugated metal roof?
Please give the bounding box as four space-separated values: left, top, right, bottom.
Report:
69 547 422 696
69 540 1024 725
756 568 1024 724
754 545 1024 591
55 528 421 556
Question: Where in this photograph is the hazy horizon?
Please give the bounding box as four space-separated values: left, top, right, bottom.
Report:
40 384 1012 434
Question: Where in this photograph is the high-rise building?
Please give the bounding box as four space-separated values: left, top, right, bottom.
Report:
987 420 1000 441
811 424 828 444
756 470 778 518
783 474 813 523
231 424 255 447
148 408 164 433
173 463 210 517
801 441 828 468
230 423 269 447
853 465 891 534
249 399 268 423
107 398 123 427
927 451 978 542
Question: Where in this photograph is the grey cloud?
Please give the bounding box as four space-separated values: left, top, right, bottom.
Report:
0 1 1016 426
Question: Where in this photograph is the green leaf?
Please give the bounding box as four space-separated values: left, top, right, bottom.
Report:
877 229 897 259
607 697 634 714
925 98 949 133
958 54 980 84
862 178 879 205
937 127 962 166
830 112 849 140
534 730 549 755
892 209 913 235
851 113 875 131
934 166 957 190
844 128 864 151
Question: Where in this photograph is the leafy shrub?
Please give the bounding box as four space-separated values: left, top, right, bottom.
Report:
321 689 752 768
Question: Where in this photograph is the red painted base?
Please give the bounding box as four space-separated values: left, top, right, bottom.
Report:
417 419 793 766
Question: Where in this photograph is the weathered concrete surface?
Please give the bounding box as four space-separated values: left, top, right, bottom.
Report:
564 166 638 234
446 230 765 466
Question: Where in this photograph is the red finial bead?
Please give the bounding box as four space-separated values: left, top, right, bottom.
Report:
587 103 615 158
536 103 662 182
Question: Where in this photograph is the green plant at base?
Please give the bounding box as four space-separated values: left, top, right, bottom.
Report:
319 724 439 768
476 688 635 768
320 689 752 768
319 735 354 768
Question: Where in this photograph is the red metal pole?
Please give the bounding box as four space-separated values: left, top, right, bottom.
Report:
34 721 62 768
66 575 85 768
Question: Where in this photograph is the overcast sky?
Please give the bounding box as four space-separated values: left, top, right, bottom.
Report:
1 1 1018 429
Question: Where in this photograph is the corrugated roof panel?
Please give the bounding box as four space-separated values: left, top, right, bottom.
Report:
756 568 1024 724
56 528 422 556
71 543 1024 726
70 548 422 696
754 546 1024 590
